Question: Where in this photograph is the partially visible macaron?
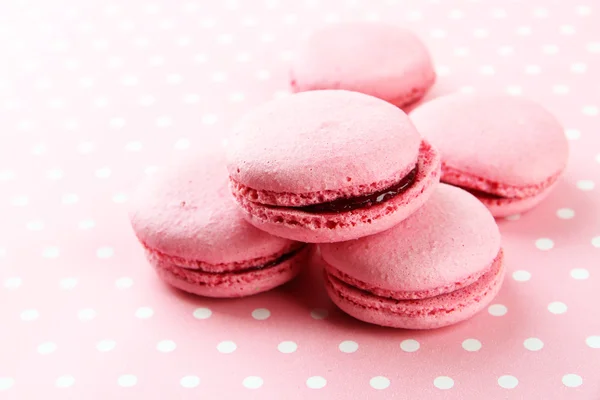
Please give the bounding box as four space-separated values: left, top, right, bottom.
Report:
129 149 309 298
410 93 569 217
321 184 504 329
290 23 436 109
227 90 441 243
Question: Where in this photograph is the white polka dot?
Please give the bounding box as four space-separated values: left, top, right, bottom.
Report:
4 277 22 290
48 98 65 109
462 339 482 352
38 341 57 354
43 246 60 258
21 309 39 321
78 142 95 154
11 195 29 206
176 36 191 46
369 376 390 390
585 336 600 348
430 29 447 39
473 28 489 38
556 208 575 219
436 66 451 76
278 341 298 353
571 63 587 73
174 138 190 150
193 307 212 319
119 20 134 31
194 53 208 64
306 376 326 389
560 25 576 35
202 114 218 125
217 33 234 44
553 85 569 94
497 45 514 56
184 94 200 104
310 308 328 319
498 375 518 389
562 374 582 388
235 52 250 63
112 193 128 203
252 308 270 320
242 16 258 27
17 120 34 131
524 337 544 351
230 92 245 102
448 9 464 19
548 301 568 314
400 339 420 352
488 304 508 316
211 71 227 82
479 65 495 75
459 86 475 94
576 180 595 190
587 42 600 53
157 340 176 353
592 236 600 248
118 375 137 387
96 340 116 352
109 118 126 129
339 340 358 353
535 238 554 250
145 3 160 13
533 7 548 18
144 166 159 176
107 56 122 69
136 307 154 319
96 247 114 259
217 341 237 354
576 5 592 16
55 375 75 388
26 220 44 231
596 154 600 164
139 95 156 106
525 65 541 74
166 74 183 85
490 7 507 18
31 142 47 155
242 376 263 389
0 377 14 391
256 70 270 80
434 376 454 390
78 219 95 230
511 270 531 282
149 55 164 67
516 26 532 35
95 167 111 179
273 90 290 100
582 106 599 116
121 75 139 86
543 44 559 55
570 268 589 280
565 129 581 140
454 47 470 56
46 168 64 180
155 116 172 128
180 376 200 388
78 308 97 322
60 277 78 290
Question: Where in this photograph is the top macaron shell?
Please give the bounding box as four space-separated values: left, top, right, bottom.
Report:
129 150 294 266
320 184 501 295
409 94 569 193
227 90 421 196
290 23 436 107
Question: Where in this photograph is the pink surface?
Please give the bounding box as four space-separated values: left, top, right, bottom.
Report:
232 140 440 242
289 22 436 107
1 0 600 399
320 184 501 297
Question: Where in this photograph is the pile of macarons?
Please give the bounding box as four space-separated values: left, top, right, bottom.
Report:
129 23 569 330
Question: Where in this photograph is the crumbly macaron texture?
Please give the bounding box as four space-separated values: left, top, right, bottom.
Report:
320 184 501 293
226 90 421 197
232 140 440 243
410 93 569 194
129 150 296 268
290 23 436 108
325 251 505 329
151 245 309 298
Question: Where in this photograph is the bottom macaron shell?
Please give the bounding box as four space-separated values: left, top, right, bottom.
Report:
232 140 440 243
476 183 556 218
150 245 310 298
325 250 505 329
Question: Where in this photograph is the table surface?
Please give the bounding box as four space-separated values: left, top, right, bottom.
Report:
1 0 599 399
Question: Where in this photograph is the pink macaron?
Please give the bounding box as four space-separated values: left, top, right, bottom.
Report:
129 149 309 298
227 90 441 243
320 184 505 329
410 93 569 217
290 22 436 109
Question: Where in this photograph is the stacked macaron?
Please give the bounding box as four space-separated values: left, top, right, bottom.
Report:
129 23 569 330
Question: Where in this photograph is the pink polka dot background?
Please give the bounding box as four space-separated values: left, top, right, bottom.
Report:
1 0 599 398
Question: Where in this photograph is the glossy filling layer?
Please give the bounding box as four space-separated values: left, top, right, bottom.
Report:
280 166 418 214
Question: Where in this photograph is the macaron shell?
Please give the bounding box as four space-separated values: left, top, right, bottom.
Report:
320 184 500 292
325 250 505 329
152 245 310 298
232 139 440 243
410 93 569 190
129 149 295 266
290 23 435 108
478 181 557 218
227 90 421 194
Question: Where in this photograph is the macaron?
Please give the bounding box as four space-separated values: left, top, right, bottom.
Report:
129 150 309 298
321 184 504 329
410 93 569 217
227 90 441 243
290 22 436 109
